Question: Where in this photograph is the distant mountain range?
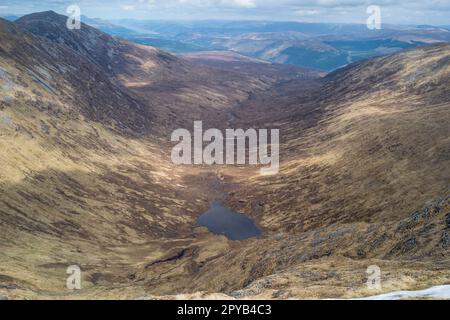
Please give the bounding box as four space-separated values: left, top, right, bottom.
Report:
0 15 20 21
84 19 450 71
3 13 450 71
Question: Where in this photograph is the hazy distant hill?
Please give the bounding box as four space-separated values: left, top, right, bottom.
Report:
0 15 20 21
80 15 137 37
101 19 450 71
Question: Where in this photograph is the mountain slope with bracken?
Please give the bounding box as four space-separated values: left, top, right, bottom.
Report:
229 43 450 232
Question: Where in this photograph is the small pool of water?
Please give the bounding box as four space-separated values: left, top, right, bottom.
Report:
196 201 262 241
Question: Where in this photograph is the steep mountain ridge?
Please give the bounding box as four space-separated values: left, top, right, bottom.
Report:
16 11 122 72
16 11 185 80
323 43 450 103
0 17 152 135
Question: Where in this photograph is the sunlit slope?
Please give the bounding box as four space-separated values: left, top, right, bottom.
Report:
230 43 450 248
121 44 450 299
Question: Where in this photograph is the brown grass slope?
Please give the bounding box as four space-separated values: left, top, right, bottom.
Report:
182 50 324 82
120 44 450 299
229 43 450 233
0 16 232 298
203 44 450 298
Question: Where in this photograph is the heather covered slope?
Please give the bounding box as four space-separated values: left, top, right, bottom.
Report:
0 17 152 135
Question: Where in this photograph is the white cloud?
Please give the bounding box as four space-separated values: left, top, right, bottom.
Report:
225 0 257 8
120 4 136 11
296 9 320 16
2 0 450 24
177 0 256 8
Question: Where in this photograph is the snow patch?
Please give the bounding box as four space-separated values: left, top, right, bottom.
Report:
360 285 450 300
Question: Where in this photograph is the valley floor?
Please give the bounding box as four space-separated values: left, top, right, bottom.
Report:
2 77 450 299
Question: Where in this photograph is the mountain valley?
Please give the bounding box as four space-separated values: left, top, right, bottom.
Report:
0 11 449 300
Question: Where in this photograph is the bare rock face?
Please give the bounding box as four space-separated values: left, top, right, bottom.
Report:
445 213 450 228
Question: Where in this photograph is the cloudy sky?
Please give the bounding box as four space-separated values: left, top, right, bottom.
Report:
1 0 450 25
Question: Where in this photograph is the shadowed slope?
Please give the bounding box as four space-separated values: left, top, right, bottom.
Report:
16 11 271 134
0 17 152 135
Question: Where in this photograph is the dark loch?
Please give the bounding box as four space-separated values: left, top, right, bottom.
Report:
196 201 262 240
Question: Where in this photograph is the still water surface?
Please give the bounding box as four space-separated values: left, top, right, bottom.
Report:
196 201 262 241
